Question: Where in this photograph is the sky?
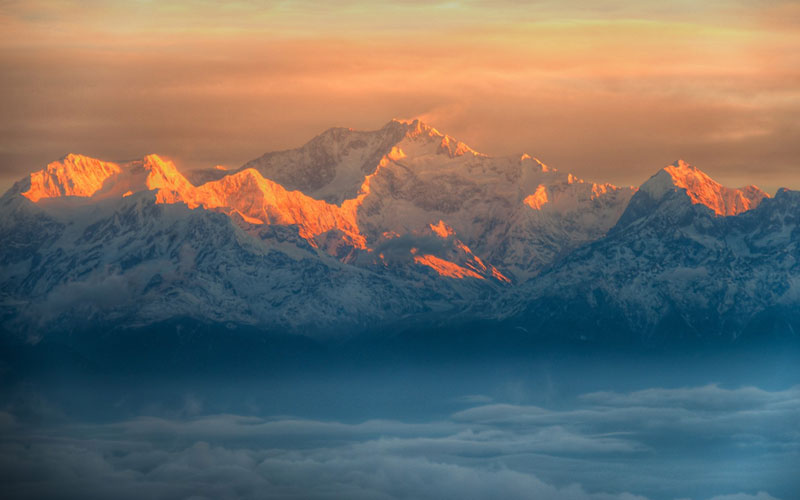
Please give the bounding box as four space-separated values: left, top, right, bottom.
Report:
0 0 798 194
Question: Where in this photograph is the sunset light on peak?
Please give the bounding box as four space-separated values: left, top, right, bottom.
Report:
643 159 769 216
2 3 800 500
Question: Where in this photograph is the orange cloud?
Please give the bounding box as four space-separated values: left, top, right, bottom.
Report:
0 1 798 193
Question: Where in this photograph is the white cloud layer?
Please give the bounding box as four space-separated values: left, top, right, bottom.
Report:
1 384 796 499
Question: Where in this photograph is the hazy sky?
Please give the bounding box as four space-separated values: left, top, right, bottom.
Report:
1 0 798 194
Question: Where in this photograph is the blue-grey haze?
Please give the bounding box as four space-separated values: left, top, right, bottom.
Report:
1 329 797 500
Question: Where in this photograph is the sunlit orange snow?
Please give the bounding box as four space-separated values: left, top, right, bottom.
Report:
663 160 767 216
22 155 121 202
413 254 485 280
16 150 764 283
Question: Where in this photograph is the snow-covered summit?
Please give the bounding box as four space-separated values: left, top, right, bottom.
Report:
237 119 483 205
228 120 638 277
515 172 800 344
639 159 768 216
21 153 122 202
3 120 795 342
19 153 196 205
5 122 640 281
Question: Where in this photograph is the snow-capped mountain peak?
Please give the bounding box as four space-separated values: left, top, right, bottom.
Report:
21 153 122 202
141 154 198 204
18 153 197 205
7 122 639 282
187 167 366 249
640 159 768 216
393 118 484 158
8 121 791 341
237 118 487 205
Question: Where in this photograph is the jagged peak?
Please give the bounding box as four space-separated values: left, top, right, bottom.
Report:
772 187 800 204
18 153 199 204
386 118 446 142
313 125 362 141
395 118 442 137
204 167 294 196
140 154 185 180
312 118 415 142
141 153 172 167
135 155 194 202
254 120 411 169
387 118 484 157
662 159 712 186
192 166 366 248
640 159 768 216
193 169 274 199
225 167 266 182
21 154 121 202
59 152 103 163
519 154 551 172
50 153 113 169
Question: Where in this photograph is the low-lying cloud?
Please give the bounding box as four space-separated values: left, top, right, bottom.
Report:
1 383 796 499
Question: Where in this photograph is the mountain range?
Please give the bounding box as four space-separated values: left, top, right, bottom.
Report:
1 119 796 344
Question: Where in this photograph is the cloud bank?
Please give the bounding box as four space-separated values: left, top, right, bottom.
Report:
1 383 796 499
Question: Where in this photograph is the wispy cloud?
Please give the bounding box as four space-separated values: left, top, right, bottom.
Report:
0 1 798 194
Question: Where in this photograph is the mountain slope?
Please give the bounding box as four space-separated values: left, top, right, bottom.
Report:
618 160 768 226
0 188 506 337
512 163 788 343
240 120 411 204
639 159 767 216
2 122 792 344
27 120 634 280
236 119 636 279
